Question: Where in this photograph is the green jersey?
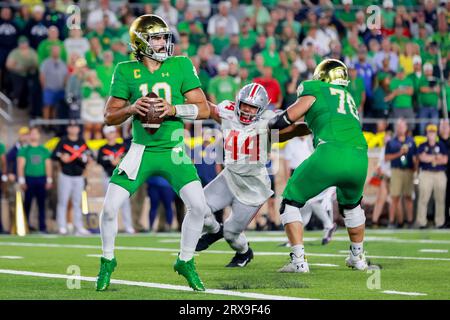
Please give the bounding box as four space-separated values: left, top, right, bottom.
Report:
0 142 5 156
18 145 51 177
110 56 201 149
297 80 367 149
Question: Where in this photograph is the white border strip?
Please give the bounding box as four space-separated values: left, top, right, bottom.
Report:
382 290 427 296
0 269 312 300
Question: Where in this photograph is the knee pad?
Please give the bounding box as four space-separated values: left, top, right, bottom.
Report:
280 200 303 226
343 205 366 228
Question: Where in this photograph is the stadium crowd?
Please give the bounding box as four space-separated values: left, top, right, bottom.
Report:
0 0 450 235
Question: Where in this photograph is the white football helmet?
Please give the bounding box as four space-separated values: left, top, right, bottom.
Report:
235 83 269 124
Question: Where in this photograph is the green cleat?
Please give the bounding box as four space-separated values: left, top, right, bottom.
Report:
96 257 117 291
174 256 205 291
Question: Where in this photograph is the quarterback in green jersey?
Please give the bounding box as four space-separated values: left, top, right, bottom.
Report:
96 14 210 292
268 59 369 272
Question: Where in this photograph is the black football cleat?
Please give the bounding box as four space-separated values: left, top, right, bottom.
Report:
195 225 224 252
226 247 254 267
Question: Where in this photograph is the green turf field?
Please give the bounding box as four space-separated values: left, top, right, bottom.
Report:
0 229 449 300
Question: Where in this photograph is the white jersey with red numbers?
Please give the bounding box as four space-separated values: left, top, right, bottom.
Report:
214 100 276 206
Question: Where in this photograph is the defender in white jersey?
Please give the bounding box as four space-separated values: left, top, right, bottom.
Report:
196 83 309 267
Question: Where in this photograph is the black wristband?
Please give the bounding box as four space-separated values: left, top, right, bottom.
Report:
268 110 293 130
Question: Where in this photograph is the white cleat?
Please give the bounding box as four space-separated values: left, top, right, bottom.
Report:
278 253 310 273
345 251 368 271
75 228 91 236
125 228 136 234
58 228 67 235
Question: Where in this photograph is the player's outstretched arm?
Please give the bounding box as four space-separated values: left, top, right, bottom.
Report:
279 123 312 142
268 96 316 131
182 87 210 119
207 101 222 124
104 96 150 126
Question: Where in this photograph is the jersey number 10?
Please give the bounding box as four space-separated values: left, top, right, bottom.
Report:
224 130 260 161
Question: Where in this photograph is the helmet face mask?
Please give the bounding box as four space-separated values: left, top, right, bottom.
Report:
130 15 174 62
313 59 349 87
235 83 269 125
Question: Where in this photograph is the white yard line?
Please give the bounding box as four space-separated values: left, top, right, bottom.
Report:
1 241 450 262
382 290 427 296
160 236 450 244
0 256 23 260
419 249 449 253
0 269 311 300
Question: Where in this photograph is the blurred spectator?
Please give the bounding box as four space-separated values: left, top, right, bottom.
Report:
6 127 30 182
81 70 104 141
385 118 417 228
254 66 282 110
40 45 68 125
24 5 50 49
52 121 92 236
17 127 52 233
399 42 417 76
336 0 355 29
155 0 179 31
374 38 399 72
110 38 129 64
439 119 450 228
86 0 120 30
246 0 270 34
207 1 239 36
284 66 301 108
87 21 113 51
13 5 31 32
370 130 393 227
0 6 19 89
97 126 134 234
37 26 67 64
179 32 196 57
44 0 66 35
371 74 391 119
96 51 115 97
341 25 362 60
381 0 396 30
65 57 88 120
207 62 238 104
416 124 448 228
221 33 242 61
347 64 366 115
227 56 239 78
186 0 211 21
64 28 90 60
386 67 414 124
240 48 258 79
5 36 40 112
229 0 247 24
251 32 266 57
417 62 440 135
210 25 229 55
0 139 6 233
147 176 175 231
327 40 345 62
408 55 424 111
353 45 374 105
261 37 280 69
85 37 104 69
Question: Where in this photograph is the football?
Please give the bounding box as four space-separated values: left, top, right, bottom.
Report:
138 91 163 134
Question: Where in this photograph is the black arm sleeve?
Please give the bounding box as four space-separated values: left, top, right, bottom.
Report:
268 110 294 131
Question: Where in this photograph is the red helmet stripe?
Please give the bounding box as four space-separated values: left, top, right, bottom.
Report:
249 83 259 99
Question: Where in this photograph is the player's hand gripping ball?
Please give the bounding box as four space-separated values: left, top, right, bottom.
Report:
138 92 164 134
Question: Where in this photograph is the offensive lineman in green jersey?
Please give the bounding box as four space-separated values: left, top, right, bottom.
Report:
268 59 369 272
95 15 210 291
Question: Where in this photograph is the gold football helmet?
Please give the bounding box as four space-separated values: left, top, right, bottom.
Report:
129 14 174 62
312 59 349 87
